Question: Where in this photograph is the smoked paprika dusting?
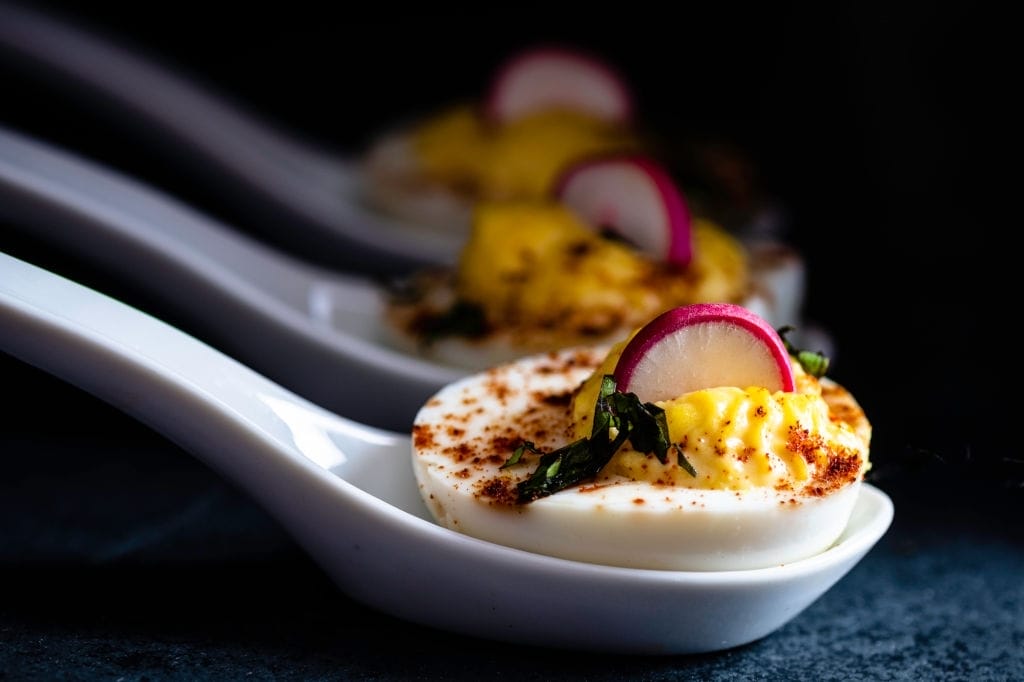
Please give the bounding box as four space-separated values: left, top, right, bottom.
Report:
412 423 438 450
787 425 864 496
479 478 518 506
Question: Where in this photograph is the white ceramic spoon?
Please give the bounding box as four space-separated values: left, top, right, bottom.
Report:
0 123 465 433
0 1 463 275
0 249 893 655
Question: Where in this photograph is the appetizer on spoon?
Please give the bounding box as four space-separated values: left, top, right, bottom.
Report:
414 302 870 570
363 45 641 234
385 154 807 371
364 43 786 241
0 250 893 655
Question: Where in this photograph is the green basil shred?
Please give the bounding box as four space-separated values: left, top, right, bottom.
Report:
777 325 831 378
503 375 696 503
503 325 829 503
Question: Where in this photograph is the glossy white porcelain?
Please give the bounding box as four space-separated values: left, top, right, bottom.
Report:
0 250 893 655
0 1 463 274
0 124 463 432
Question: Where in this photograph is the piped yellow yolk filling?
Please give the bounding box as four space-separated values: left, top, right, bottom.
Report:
569 340 871 492
412 104 638 200
455 201 750 341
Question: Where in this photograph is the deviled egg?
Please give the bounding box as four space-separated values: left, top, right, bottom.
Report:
411 303 870 571
383 154 805 372
361 45 644 233
361 44 786 242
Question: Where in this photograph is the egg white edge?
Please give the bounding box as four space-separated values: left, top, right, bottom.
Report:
411 348 863 571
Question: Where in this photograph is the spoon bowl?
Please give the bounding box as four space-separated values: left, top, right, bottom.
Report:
0 249 893 655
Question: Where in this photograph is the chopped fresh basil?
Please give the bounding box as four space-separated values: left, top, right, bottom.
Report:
506 375 696 503
673 445 698 477
777 325 830 378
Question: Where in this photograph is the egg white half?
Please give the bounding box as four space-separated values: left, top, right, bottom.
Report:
411 347 862 571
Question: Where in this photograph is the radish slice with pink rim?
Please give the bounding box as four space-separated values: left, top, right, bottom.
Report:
555 155 693 267
614 302 796 403
484 46 634 125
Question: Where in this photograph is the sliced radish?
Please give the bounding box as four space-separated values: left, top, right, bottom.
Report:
555 155 693 267
484 46 633 125
614 303 796 403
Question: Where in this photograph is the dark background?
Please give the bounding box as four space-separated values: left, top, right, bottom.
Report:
1 2 1018 679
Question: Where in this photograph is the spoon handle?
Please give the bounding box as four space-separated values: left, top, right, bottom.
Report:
0 247 442 588
0 3 460 273
0 247 417 501
0 124 462 430
0 123 348 311
0 248 323 459
0 3 341 185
